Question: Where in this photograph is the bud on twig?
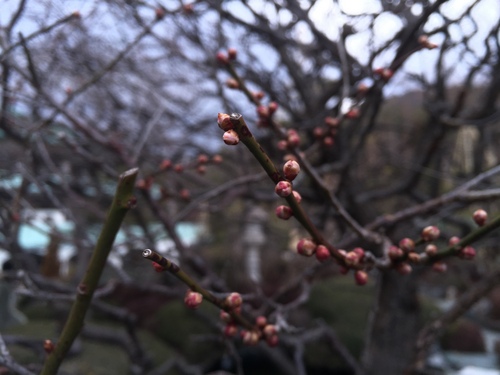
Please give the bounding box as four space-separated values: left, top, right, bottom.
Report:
184 290 203 309
283 160 300 181
275 205 293 220
354 270 368 285
225 292 243 310
315 245 331 262
275 181 292 197
227 48 237 60
399 238 415 253
421 226 440 241
459 246 476 260
473 209 488 226
223 130 239 145
44 339 55 354
425 244 438 256
297 238 316 257
218 113 233 131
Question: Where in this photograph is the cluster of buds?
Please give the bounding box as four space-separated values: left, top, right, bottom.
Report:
218 113 239 145
295 238 332 263
216 47 237 65
256 102 278 128
373 67 394 82
184 290 203 309
278 129 301 150
421 226 440 242
418 35 438 50
275 160 302 220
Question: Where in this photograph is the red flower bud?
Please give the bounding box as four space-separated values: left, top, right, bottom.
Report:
257 105 269 118
473 209 488 227
223 129 239 145
242 330 260 346
396 262 412 275
459 246 476 260
323 136 334 147
421 226 440 241
184 290 203 309
344 251 360 266
220 310 232 323
227 47 237 60
224 323 238 337
226 78 239 89
212 154 223 164
448 236 461 247
315 245 331 262
399 238 415 252
324 116 340 127
43 339 54 354
152 262 165 272
297 238 316 257
425 244 438 256
266 334 279 347
196 165 206 175
287 129 300 148
408 252 421 264
292 190 302 203
277 140 288 150
217 113 233 131
255 316 267 328
225 292 243 310
388 245 404 260
216 51 229 65
160 159 172 170
283 160 300 181
352 247 365 260
354 270 368 285
268 101 278 114
345 107 360 119
275 205 293 220
432 261 447 273
275 180 293 197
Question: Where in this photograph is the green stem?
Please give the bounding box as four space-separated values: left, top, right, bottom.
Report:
142 249 254 331
40 168 138 375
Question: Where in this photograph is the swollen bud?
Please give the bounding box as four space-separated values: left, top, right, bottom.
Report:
432 261 447 273
275 205 293 220
296 238 316 257
421 226 440 241
184 290 203 309
354 270 368 286
43 339 55 354
223 130 239 145
227 47 237 60
459 246 476 260
473 209 488 227
425 244 438 256
217 113 233 131
399 238 415 253
224 323 238 337
225 292 243 310
315 245 331 262
275 180 292 197
283 160 300 181
216 51 229 65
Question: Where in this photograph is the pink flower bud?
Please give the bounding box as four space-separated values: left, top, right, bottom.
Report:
277 140 288 150
323 136 334 147
227 48 237 60
223 129 239 145
388 246 404 260
224 323 238 337
283 160 300 181
180 188 190 201
275 180 293 197
425 244 438 256
174 164 184 173
197 165 206 175
275 205 293 220
344 251 360 266
448 236 461 247
381 68 393 81
216 51 229 65
242 330 260 346
313 127 324 138
352 247 365 260
287 129 300 148
152 262 165 273
408 252 421 264
421 226 440 241
255 316 267 328
268 101 278 114
257 105 269 118
263 324 277 338
217 113 233 131
354 270 368 285
220 310 232 323
225 292 243 310
432 261 447 273
473 209 488 226
399 238 415 252
396 262 412 275
324 116 340 127
459 246 476 260
315 245 331 262
345 108 360 119
44 339 54 354
212 154 223 164
184 290 203 309
292 190 302 203
297 238 316 257
160 159 172 170
226 78 240 89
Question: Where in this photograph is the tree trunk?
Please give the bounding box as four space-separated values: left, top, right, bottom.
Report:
361 270 421 375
